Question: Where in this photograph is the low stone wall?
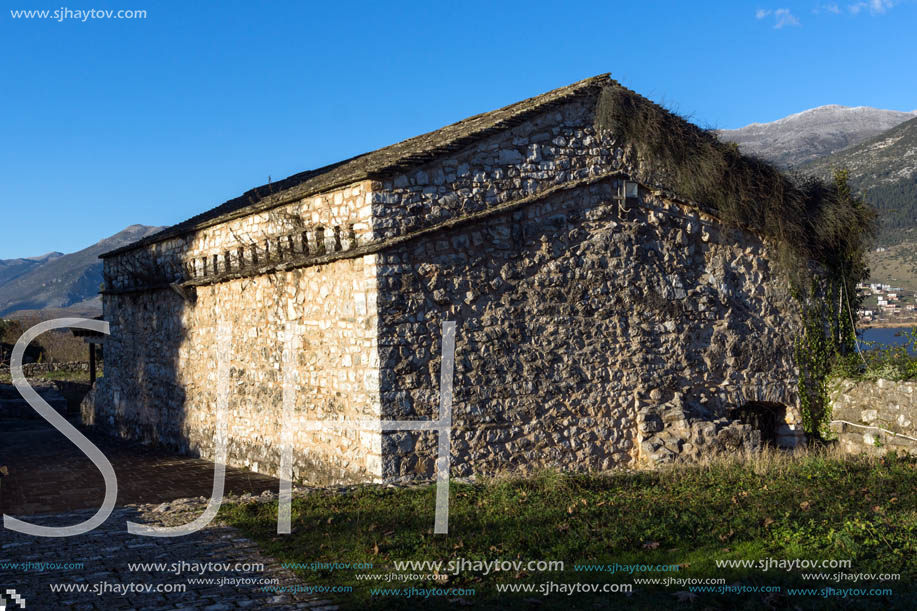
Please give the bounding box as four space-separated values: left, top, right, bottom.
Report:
0 361 96 377
830 379 917 455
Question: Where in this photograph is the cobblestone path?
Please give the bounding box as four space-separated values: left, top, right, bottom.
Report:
0 418 279 516
0 418 338 609
1 508 337 609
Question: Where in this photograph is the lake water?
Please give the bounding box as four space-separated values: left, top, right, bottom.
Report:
859 327 917 355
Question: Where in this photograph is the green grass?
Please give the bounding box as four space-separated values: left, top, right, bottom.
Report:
0 369 97 384
220 448 917 609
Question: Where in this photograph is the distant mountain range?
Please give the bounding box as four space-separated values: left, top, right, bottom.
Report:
719 105 917 248
801 116 917 245
717 105 917 168
0 225 163 318
0 251 63 287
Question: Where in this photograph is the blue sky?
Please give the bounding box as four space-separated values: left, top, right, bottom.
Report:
1 0 915 259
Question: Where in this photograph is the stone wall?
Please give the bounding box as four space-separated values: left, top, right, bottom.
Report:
91 179 383 484
104 181 375 293
376 178 804 479
371 97 610 239
91 254 381 484
0 361 96 377
830 379 917 455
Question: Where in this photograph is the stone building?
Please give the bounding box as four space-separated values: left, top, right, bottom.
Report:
89 74 806 485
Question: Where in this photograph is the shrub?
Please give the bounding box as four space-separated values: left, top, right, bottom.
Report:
594 86 876 282
832 327 917 382
0 317 87 365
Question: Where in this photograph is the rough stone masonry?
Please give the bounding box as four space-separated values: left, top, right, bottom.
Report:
830 379 917 456
86 74 806 485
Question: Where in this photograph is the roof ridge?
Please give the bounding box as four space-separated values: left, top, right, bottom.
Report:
103 74 613 258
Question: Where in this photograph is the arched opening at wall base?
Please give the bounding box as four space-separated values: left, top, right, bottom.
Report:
728 401 788 448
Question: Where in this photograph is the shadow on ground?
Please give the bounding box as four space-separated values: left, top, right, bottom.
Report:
0 415 278 516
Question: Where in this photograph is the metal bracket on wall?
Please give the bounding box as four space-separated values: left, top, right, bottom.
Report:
169 283 197 303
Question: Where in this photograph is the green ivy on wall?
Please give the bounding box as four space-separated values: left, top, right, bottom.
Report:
794 170 872 439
